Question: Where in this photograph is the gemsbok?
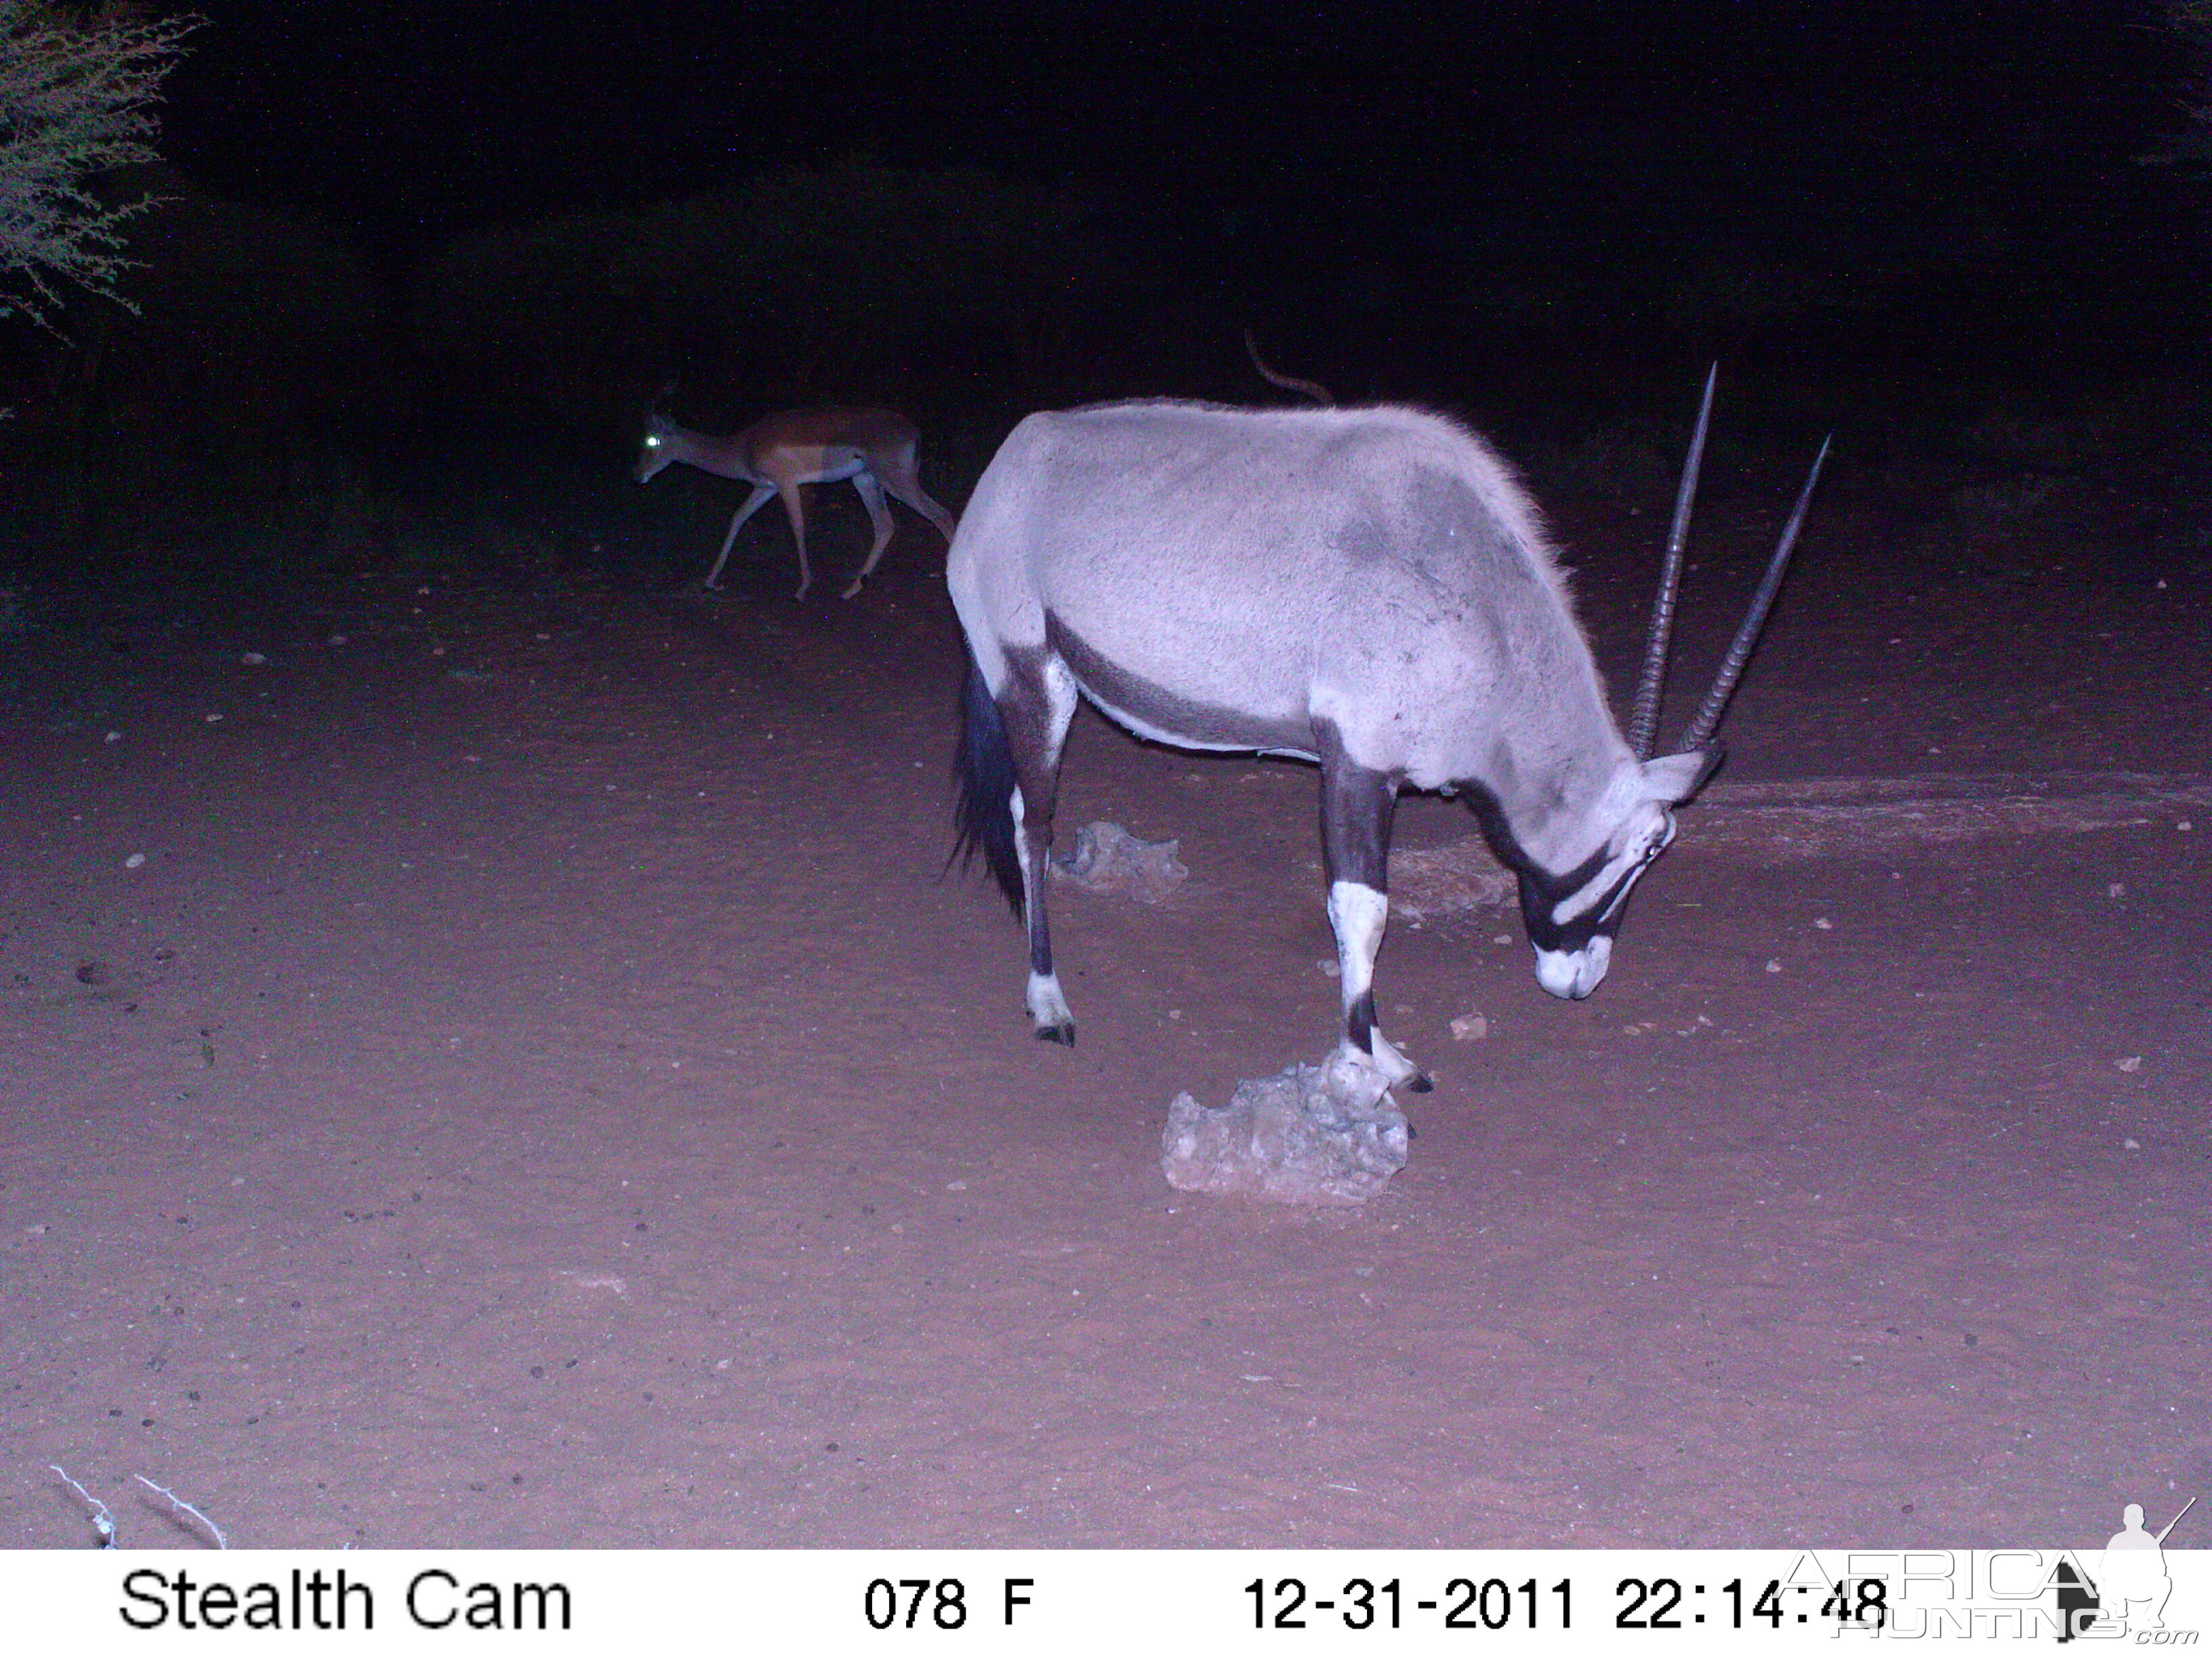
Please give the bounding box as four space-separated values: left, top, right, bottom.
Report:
634 407 958 599
951 369 1827 1092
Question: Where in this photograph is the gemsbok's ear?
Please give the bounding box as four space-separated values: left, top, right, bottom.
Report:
1641 745 1723 806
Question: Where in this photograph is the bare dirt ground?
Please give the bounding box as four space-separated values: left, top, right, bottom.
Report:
3 455 2207 1549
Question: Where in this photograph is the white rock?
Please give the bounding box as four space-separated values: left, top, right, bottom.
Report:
1162 1060 1410 1208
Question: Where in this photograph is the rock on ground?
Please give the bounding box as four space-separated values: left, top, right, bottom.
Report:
1161 1059 1411 1207
1051 821 1188 903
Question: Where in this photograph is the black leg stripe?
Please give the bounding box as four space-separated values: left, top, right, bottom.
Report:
1347 989 1376 1052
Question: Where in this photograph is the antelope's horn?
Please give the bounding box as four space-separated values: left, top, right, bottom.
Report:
1626 365 1716 760
1678 434 1832 754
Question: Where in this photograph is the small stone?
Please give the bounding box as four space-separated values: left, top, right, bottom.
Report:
240 651 267 666
1765 959 1783 974
123 853 147 869
1317 958 1340 977
2107 882 2126 899
2116 1056 2143 1073
2122 1138 2142 1150
1814 917 1832 930
1450 1012 1488 1042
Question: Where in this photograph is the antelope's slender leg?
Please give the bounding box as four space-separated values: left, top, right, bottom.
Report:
773 480 811 599
1000 650 1080 1043
841 471 897 599
706 485 777 589
1317 721 1427 1092
880 453 958 544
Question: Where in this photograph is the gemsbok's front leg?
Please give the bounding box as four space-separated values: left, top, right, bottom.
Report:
1317 723 1430 1093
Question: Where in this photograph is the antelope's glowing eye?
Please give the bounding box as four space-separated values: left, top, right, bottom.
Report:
644 435 660 447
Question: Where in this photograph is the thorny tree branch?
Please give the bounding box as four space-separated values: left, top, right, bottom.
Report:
0 2 199 331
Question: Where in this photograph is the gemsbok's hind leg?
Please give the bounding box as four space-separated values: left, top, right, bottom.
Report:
1317 723 1431 1093
1001 652 1080 1044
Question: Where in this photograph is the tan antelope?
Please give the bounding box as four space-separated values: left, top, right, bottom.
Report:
951 370 1826 1092
634 407 958 599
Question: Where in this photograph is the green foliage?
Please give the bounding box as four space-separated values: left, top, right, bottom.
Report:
0 1 197 329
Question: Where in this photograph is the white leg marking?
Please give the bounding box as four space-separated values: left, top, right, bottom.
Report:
1326 880 1420 1085
1327 880 1387 1005
1040 657 1078 769
1026 969 1074 1036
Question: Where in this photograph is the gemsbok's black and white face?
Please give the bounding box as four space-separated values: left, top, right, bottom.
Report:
1520 800 1677 1000
1466 743 1715 1002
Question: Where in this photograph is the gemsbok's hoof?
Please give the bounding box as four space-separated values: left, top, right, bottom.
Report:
1325 1037 1426 1104
840 582 863 600
1025 970 1076 1046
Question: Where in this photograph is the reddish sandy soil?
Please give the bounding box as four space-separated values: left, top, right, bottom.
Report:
3 457 2207 1550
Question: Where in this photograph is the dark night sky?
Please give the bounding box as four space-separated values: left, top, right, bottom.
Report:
154 0 2204 287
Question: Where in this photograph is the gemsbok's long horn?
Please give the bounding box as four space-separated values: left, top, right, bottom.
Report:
1677 433 1832 754
1626 364 1717 760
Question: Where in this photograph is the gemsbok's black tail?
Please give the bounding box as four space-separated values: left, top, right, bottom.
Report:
952 655 1025 917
